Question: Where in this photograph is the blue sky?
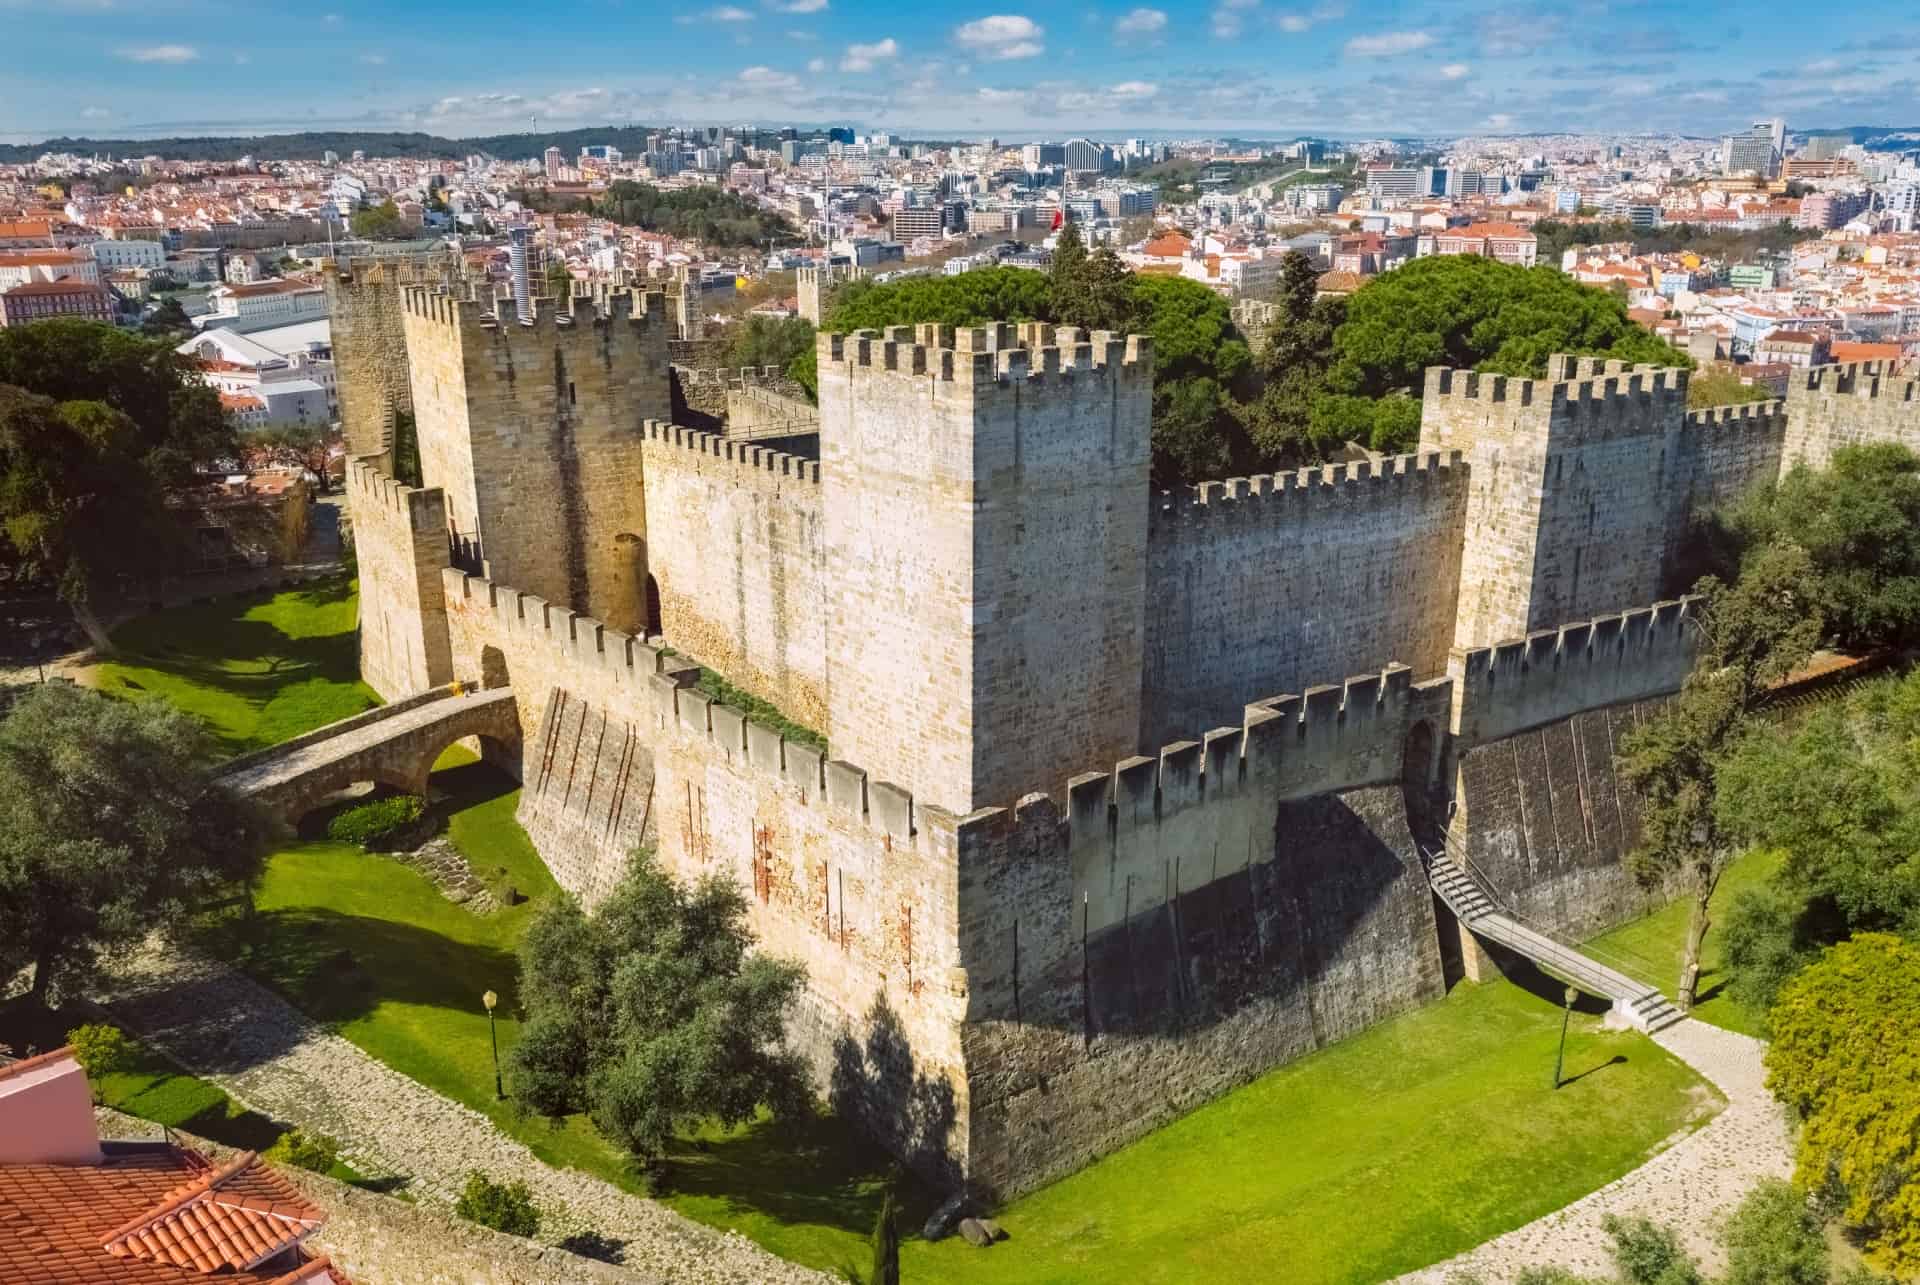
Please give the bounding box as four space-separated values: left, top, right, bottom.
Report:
3 0 1918 143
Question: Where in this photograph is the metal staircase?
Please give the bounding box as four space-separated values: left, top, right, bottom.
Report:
1425 850 1685 1034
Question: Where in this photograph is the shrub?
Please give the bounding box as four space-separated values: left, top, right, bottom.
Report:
326 794 424 847
65 1023 137 1077
264 1127 341 1174
455 1170 540 1238
1603 1212 1703 1284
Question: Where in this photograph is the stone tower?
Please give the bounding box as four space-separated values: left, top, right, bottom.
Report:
1780 360 1920 472
326 257 445 457
796 262 865 325
1419 355 1690 649
817 322 1154 814
399 284 672 637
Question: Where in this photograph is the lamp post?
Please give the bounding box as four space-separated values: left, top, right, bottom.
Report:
1553 984 1578 1089
482 989 502 1099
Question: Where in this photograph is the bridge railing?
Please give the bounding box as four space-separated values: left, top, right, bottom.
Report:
215 684 457 776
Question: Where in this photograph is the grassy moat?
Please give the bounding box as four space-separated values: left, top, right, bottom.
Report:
52 581 1734 1282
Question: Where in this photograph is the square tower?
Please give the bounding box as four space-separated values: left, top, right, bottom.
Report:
818 323 1154 814
400 285 672 635
1419 356 1690 648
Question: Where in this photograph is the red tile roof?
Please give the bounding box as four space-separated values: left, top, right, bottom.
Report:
0 1044 77 1084
0 1143 336 1284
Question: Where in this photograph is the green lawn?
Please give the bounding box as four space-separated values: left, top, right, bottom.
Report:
0 997 364 1186
1581 849 1784 1038
900 981 1718 1284
92 578 377 754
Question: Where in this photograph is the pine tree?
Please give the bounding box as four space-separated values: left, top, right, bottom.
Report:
1048 219 1088 322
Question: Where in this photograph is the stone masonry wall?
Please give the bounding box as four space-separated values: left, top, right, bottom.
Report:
1420 358 1691 651
952 662 1454 1196
347 457 453 699
1452 700 1666 942
402 287 670 637
817 323 1154 817
1142 451 1468 745
1780 362 1920 473
1664 401 1787 565
640 422 829 731
439 569 974 1186
327 260 435 458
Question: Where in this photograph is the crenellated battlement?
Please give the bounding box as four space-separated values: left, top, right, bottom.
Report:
444 568 929 843
675 365 797 389
1798 360 1920 401
1423 356 1690 426
641 418 821 484
1683 399 1787 432
1151 450 1465 531
399 282 672 341
818 321 1153 389
1450 595 1701 746
345 454 445 530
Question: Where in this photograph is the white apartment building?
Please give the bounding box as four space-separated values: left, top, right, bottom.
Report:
200 279 326 330
87 239 166 271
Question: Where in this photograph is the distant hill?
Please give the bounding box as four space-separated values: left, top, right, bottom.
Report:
0 125 795 166
1799 125 1920 150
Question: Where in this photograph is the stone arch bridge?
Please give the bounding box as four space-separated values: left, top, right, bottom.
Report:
214 686 522 820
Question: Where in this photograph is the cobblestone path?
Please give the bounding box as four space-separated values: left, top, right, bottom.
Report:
101 945 827 1284
1396 1018 1794 1283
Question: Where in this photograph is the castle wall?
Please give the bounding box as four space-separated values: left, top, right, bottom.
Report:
953 663 1453 1195
347 458 452 698
1781 362 1920 473
1452 700 1665 942
402 288 670 636
1421 358 1690 650
438 569 973 1184
818 324 1154 815
1142 452 1468 744
639 422 829 731
327 261 430 457
1664 402 1787 556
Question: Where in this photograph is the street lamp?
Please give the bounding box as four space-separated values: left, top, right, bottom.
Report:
482 989 503 1099
1553 985 1579 1090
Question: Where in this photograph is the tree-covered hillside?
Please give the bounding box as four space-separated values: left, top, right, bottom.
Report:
512 181 796 249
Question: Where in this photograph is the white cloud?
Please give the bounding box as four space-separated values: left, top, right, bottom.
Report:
807 56 826 71
954 14 1044 60
737 64 800 90
840 36 898 71
1344 30 1431 57
705 4 753 18
787 28 818 39
119 43 198 63
976 86 1025 103
1114 7 1166 39
1277 13 1310 31
232 52 251 65
1211 0 1256 39
80 106 111 119
1802 56 1842 74
321 11 341 23
1440 62 1470 79
768 0 827 9
359 52 387 65
1484 112 1513 129
1111 80 1158 98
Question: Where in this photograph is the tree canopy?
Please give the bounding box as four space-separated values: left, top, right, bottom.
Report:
1767 934 1920 1274
516 181 796 249
349 198 404 240
505 851 810 1166
722 313 815 373
0 682 273 1005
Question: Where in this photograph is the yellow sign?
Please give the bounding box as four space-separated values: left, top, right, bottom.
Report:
736 276 749 291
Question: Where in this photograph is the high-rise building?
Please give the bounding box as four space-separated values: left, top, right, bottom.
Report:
1023 142 1067 169
1801 133 1846 161
1720 121 1782 177
1064 138 1111 174
1364 167 1420 201
543 146 563 179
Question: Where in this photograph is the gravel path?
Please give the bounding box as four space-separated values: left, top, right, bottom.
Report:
1395 1018 1794 1283
100 944 827 1285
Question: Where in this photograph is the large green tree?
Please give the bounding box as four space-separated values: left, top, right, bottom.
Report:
506 851 811 1167
1619 541 1823 1010
350 198 404 240
0 682 273 1005
1320 254 1691 452
1691 444 1920 651
723 313 816 372
1768 934 1920 1273
0 389 178 648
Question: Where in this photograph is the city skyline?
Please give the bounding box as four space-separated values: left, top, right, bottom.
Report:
5 0 1919 144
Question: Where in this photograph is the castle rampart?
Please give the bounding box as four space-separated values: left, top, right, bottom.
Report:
1143 450 1469 743
638 419 829 732
1781 360 1920 472
347 457 453 698
326 257 450 457
818 322 1155 815
401 284 670 637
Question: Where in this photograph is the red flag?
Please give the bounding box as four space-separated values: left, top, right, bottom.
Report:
1051 207 1064 230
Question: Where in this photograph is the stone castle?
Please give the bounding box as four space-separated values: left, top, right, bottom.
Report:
328 258 1920 1198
